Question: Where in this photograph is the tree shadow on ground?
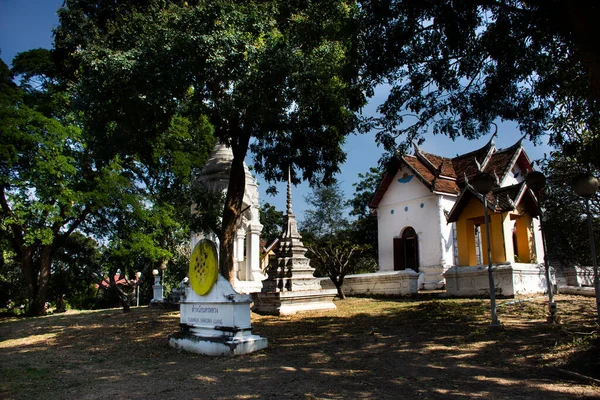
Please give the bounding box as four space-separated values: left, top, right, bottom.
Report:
0 296 598 400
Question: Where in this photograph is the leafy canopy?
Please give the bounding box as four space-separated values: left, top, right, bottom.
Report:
54 0 369 279
359 0 600 166
54 0 367 185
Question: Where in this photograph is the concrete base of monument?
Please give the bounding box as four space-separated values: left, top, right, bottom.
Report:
170 275 268 356
251 289 337 316
233 279 265 295
168 331 268 356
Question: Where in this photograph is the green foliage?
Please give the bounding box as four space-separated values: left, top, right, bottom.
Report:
349 167 382 219
55 0 367 183
50 232 103 307
0 248 28 310
54 0 369 278
359 1 600 164
11 49 57 93
1 44 215 314
540 146 600 266
302 182 376 298
302 180 349 237
348 167 381 254
259 202 285 244
0 52 144 314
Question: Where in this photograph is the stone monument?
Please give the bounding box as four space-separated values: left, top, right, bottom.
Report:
168 239 268 356
150 269 164 304
192 144 265 294
251 169 337 315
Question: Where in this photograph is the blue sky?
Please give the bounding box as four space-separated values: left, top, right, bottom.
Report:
0 1 553 222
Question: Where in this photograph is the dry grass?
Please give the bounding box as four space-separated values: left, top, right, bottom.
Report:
0 294 598 400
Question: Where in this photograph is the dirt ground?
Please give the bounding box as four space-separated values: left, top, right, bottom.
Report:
1 294 599 400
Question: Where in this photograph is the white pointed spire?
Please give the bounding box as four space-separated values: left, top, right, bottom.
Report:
287 166 293 215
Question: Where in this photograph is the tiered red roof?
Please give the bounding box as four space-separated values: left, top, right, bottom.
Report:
369 136 535 212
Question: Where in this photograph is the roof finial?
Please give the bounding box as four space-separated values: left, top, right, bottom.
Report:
413 142 420 155
287 165 293 215
487 123 498 147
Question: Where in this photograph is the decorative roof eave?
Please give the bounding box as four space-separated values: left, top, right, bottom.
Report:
438 174 456 181
497 137 526 185
446 185 496 223
414 144 438 174
369 155 436 209
479 133 498 171
262 238 280 254
520 185 542 218
432 191 459 197
516 148 534 175
369 170 397 209
512 181 529 208
447 181 544 223
402 155 435 190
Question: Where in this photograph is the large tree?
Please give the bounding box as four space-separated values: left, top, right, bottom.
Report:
54 0 368 282
359 0 600 168
0 54 138 315
1 46 214 315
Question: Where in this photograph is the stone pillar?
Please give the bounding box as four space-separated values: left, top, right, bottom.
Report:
235 227 246 280
437 197 448 266
152 284 164 301
489 213 511 263
457 218 477 266
246 221 264 281
515 214 533 262
152 274 164 302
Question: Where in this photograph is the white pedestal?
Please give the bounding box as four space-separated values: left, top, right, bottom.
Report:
152 284 164 302
168 275 268 356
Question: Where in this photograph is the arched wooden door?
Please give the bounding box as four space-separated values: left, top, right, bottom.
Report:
393 227 419 272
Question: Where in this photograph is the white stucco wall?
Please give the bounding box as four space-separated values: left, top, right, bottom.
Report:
531 216 545 264
437 195 457 266
377 166 455 272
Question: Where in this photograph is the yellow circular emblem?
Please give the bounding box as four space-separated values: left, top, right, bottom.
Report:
189 240 219 296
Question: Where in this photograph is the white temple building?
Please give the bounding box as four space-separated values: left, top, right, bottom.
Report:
368 136 548 296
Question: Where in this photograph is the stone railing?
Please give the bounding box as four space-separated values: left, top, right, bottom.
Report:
444 263 551 297
562 266 595 287
319 270 419 296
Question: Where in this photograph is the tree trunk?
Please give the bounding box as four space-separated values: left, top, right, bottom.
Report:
336 284 346 299
219 134 250 283
35 246 53 315
329 275 346 299
20 249 39 315
22 246 54 316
